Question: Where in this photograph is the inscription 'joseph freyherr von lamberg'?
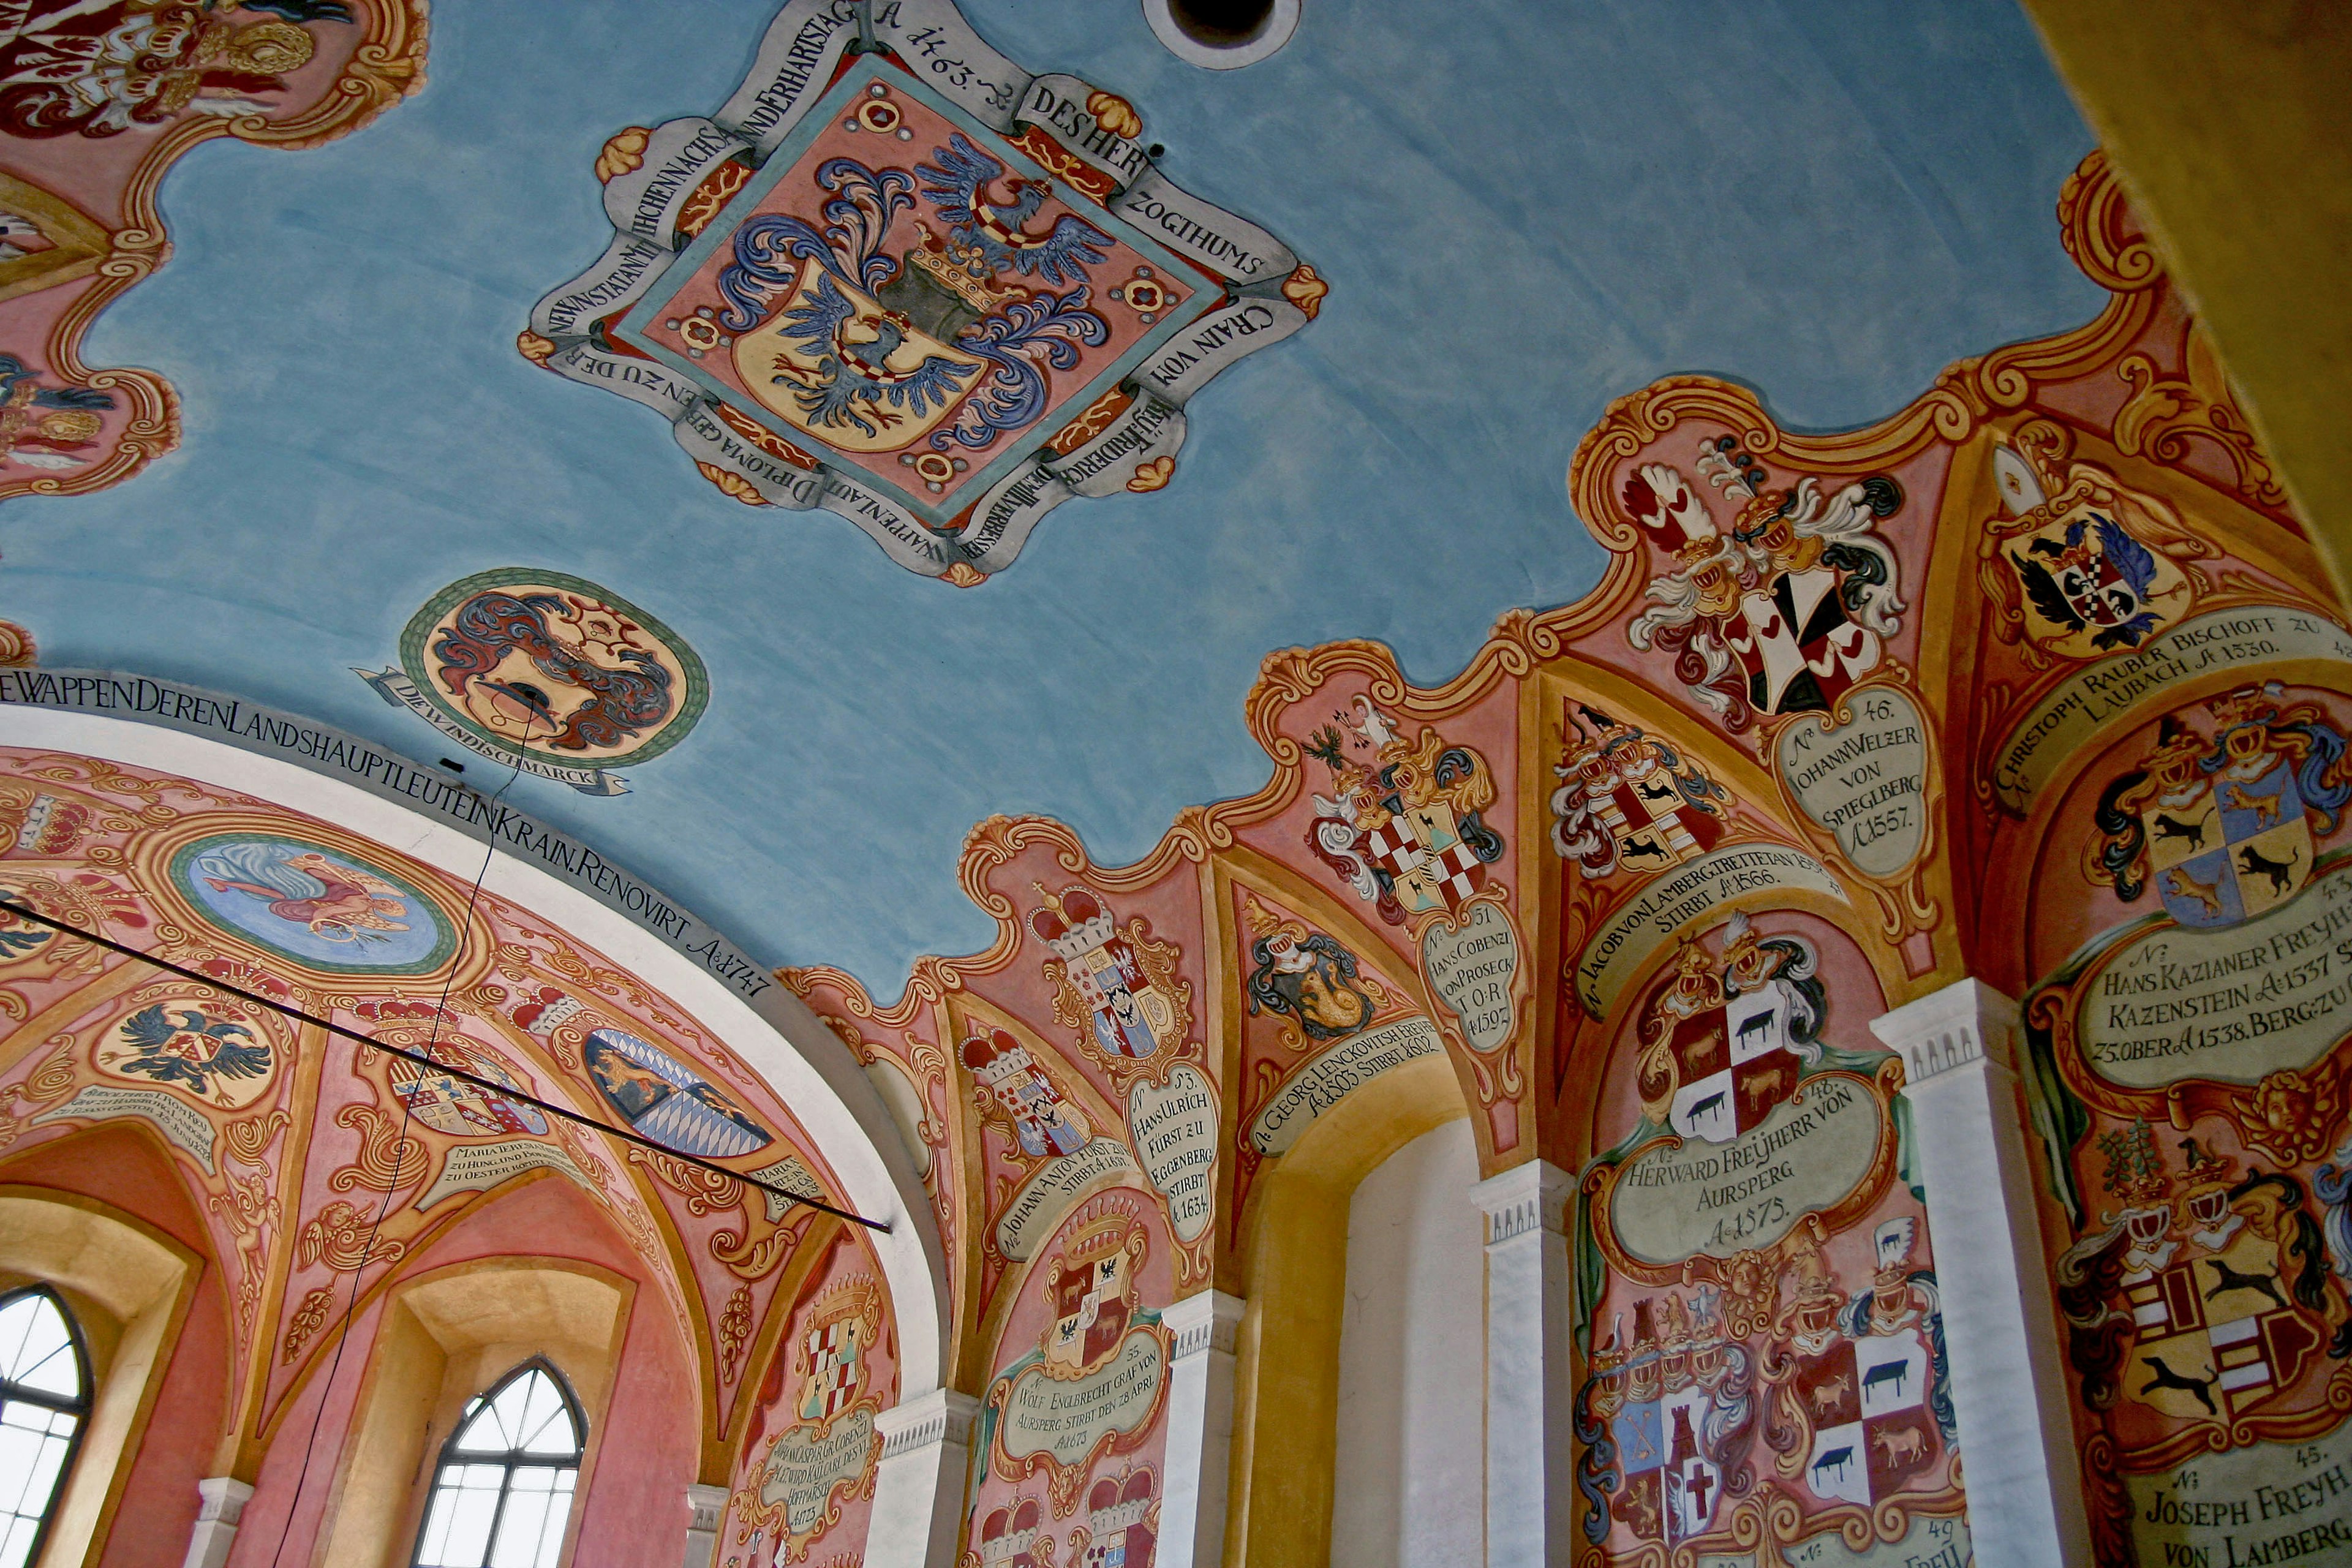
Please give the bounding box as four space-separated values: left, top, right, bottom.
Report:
1608 1075 1882 1266
2126 1423 2352 1568
2078 862 2352 1090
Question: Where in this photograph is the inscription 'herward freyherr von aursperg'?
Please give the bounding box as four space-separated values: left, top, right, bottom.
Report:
522 0 1323 583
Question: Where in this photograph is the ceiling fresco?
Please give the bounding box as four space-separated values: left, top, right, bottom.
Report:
0 747 892 1493
0 0 2101 989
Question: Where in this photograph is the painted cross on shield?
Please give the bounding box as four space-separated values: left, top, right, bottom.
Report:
2147 756 2312 928
1608 1382 1722 1543
1667 988 1802 1145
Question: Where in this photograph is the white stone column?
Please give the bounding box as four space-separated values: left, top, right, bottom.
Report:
1872 978 2092 1568
1158 1289 1244 1567
864 1387 981 1568
1468 1160 1577 1568
179 1477 252 1568
681 1480 729 1568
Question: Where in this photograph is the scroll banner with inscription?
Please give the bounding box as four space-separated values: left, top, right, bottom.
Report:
759 1408 878 1542
2126 1426 2352 1568
983 1317 1170 1495
1602 1072 1888 1267
994 1139 1139 1260
1575 845 1850 1020
32 1085 219 1174
1994 606 2352 812
417 1139 590 1211
526 0 1319 581
2068 861 2352 1092
1420 899 1520 1054
1128 1064 1215 1243
356 669 629 794
1776 683 1930 880
1247 1016 1444 1156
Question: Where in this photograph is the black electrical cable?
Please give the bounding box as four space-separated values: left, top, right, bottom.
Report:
260 720 538 1568
0 894 885 1229
0 715 888 1562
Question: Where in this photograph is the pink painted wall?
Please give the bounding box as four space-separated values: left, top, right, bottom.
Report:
0 1125 233 1568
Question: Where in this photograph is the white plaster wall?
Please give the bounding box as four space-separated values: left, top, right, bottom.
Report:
1329 1118 1484 1568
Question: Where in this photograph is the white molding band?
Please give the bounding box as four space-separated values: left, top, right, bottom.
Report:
0 692 949 1393
1159 1290 1245 1566
1871 978 2092 1568
1468 1160 1576 1567
179 1477 254 1568
867 1388 981 1568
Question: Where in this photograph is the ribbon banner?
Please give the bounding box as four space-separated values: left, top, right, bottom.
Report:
524 0 1322 582
356 669 631 795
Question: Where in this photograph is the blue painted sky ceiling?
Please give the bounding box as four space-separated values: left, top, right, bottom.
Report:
1 0 2101 990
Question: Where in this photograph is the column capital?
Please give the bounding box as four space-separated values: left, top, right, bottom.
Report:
1467 1157 1572 1245
1162 1289 1244 1360
875 1386 981 1459
1870 976 2021 1087
194 1477 254 1525
685 1482 730 1530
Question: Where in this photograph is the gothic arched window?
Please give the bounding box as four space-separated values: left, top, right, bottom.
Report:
412 1361 584 1568
0 1286 89 1568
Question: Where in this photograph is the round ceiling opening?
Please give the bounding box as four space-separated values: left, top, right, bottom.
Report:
1144 0 1298 68
1172 0 1273 45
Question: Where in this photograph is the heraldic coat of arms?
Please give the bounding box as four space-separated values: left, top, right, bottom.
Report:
1980 436 2210 665
2057 1125 2344 1439
1304 697 1504 927
2093 685 2352 929
1033 884 1185 1064
1551 703 1731 880
1634 914 1823 1145
1624 438 1904 729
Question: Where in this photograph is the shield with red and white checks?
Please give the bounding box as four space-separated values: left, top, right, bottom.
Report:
797 1317 864 1422
1362 799 1486 918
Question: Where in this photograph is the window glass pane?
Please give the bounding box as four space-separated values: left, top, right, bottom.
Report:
487 1487 551 1568
451 1393 504 1454
416 1461 505 1567
0 1297 84 1568
0 1294 78 1401
513 1374 578 1457
1 1514 42 1568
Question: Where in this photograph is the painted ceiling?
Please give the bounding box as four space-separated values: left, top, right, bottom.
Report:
0 0 2104 990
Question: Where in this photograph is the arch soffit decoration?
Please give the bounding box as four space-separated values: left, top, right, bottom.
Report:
786 150 2342 1238
0 708 948 1411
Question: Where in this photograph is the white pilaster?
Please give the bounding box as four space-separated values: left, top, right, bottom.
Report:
681 1480 729 1568
179 1477 253 1568
1468 1159 1576 1568
864 1387 981 1568
1872 978 2092 1568
1158 1289 1244 1567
